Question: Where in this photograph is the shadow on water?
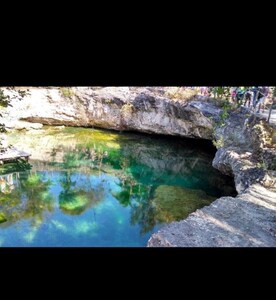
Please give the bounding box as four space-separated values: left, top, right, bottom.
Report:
0 127 237 246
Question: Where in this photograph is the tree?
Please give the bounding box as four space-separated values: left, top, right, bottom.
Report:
0 87 30 151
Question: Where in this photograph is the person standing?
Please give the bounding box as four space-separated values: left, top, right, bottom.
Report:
256 86 269 113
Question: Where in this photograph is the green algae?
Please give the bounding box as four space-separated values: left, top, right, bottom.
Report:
0 212 7 223
152 185 215 222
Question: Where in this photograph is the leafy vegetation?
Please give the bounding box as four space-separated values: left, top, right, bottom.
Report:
209 87 231 100
152 185 215 222
0 159 32 175
0 212 7 223
0 88 30 146
212 137 224 148
219 101 231 126
165 87 198 101
60 87 74 97
121 103 134 117
0 172 54 227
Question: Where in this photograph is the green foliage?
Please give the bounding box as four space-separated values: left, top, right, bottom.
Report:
0 159 32 175
0 88 30 146
121 103 134 117
0 124 7 133
0 90 11 108
60 87 74 97
0 88 30 109
165 87 198 101
152 185 215 223
257 161 268 170
58 172 103 215
0 90 11 133
210 87 231 99
218 101 231 126
270 161 276 170
212 137 224 148
105 98 113 104
0 212 7 223
0 172 54 227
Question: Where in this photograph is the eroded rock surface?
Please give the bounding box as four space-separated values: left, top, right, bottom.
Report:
148 107 276 247
1 87 218 140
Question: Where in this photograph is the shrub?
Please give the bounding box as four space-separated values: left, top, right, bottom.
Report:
60 87 74 97
165 87 198 101
121 103 134 117
212 137 224 148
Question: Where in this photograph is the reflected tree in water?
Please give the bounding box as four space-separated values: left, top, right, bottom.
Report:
113 171 157 234
58 171 104 215
0 171 54 228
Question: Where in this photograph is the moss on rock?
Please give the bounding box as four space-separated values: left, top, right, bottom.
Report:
152 185 215 223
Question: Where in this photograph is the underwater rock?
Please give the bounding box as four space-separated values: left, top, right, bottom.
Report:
0 212 7 223
59 189 102 215
152 185 215 223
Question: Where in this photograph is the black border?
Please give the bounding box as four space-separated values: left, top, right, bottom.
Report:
1 46 274 86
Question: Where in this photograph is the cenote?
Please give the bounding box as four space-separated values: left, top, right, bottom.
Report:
0 127 236 247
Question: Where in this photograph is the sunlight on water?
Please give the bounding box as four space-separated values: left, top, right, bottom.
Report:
0 236 5 246
0 127 237 246
23 230 38 244
52 220 69 233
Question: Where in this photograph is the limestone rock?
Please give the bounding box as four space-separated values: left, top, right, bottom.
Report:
148 108 276 247
1 87 218 140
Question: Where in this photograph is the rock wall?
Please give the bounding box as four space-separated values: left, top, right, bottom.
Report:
212 107 276 193
1 87 220 140
148 107 276 247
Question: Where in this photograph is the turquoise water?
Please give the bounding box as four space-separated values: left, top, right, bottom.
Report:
0 127 236 247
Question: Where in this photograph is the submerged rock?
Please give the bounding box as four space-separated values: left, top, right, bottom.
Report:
148 184 276 247
59 195 89 215
0 212 7 223
59 189 102 215
152 185 215 223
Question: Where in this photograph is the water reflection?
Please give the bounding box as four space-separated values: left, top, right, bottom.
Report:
0 127 237 246
0 171 54 228
58 171 104 215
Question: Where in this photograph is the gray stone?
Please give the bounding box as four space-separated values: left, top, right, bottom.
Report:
148 108 276 247
1 87 218 140
148 184 276 247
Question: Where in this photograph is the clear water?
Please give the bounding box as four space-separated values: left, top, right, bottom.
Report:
0 127 236 247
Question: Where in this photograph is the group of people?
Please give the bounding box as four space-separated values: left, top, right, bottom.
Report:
199 86 271 113
230 86 270 113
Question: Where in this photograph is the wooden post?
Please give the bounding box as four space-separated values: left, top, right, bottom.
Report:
267 97 275 123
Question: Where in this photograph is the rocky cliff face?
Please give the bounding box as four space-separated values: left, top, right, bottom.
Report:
1 87 219 140
212 107 276 193
148 107 276 247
